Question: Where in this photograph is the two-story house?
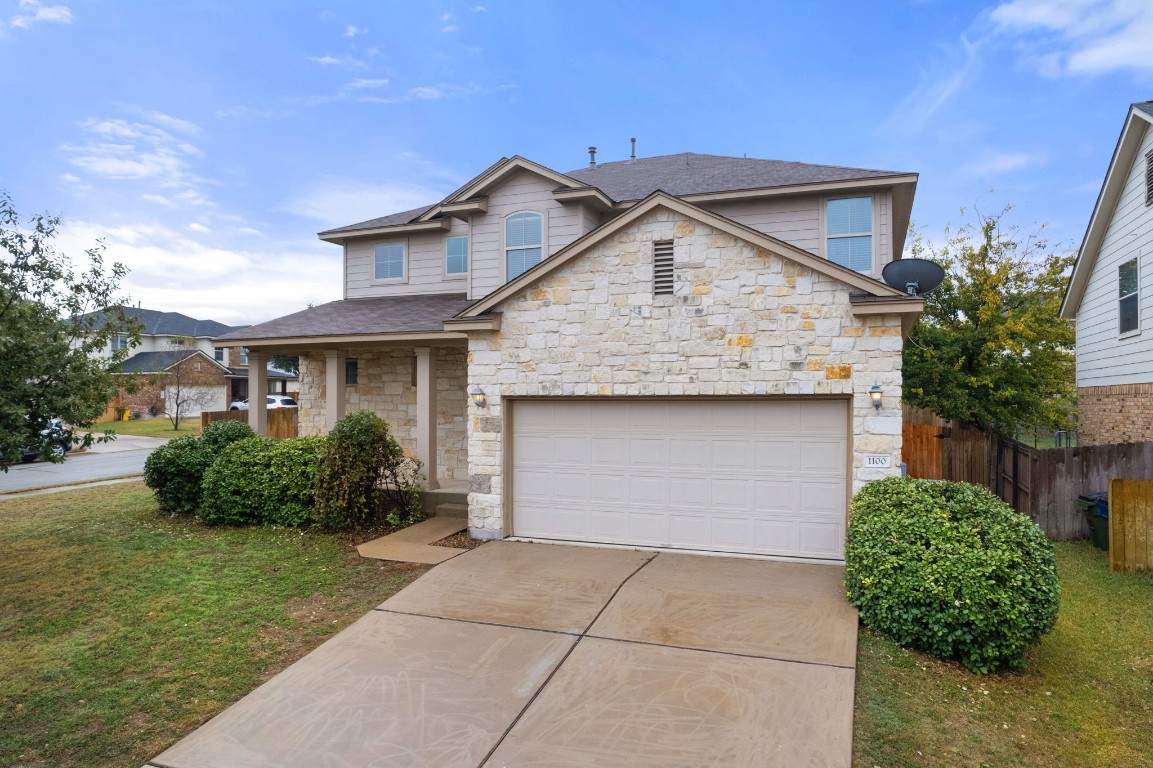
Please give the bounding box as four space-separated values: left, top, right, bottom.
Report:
84 307 296 418
1062 101 1153 445
219 151 922 561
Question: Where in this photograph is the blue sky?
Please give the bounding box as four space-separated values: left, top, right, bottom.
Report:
1 0 1150 325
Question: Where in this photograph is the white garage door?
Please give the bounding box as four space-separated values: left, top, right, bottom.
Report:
512 399 848 560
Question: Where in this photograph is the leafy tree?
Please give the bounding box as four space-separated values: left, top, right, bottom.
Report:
903 205 1075 436
270 354 299 375
0 194 140 465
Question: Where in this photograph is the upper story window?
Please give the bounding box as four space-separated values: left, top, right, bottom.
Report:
110 333 128 351
239 346 249 365
446 235 468 276
506 211 543 280
826 196 873 272
1119 257 1139 335
213 347 225 362
374 242 406 281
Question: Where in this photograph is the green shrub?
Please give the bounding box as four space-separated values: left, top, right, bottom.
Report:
313 410 424 530
845 476 1059 674
142 435 211 515
200 419 255 453
264 436 328 526
198 435 328 527
142 419 256 516
199 436 277 525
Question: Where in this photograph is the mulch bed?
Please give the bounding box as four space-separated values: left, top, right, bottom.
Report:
430 531 486 550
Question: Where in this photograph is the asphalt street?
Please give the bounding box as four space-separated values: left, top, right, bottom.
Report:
0 435 168 494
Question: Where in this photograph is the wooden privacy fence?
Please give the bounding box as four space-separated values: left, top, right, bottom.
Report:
903 406 1153 541
200 409 298 440
1108 479 1153 572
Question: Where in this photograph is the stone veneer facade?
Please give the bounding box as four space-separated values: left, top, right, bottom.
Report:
466 208 905 537
1077 383 1153 445
297 347 469 480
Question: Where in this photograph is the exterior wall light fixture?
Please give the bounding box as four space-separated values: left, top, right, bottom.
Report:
869 383 883 412
469 385 487 409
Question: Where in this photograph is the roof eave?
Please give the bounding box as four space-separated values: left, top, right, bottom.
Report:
1062 105 1153 319
318 217 453 244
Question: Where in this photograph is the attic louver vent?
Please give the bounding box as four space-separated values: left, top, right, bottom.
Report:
1146 148 1153 207
653 240 674 295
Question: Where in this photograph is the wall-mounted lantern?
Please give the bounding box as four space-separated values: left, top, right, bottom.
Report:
469 385 487 409
869 383 883 412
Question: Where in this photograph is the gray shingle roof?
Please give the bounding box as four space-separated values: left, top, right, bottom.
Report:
215 293 473 341
82 307 241 338
320 153 912 235
1134 101 1153 119
318 204 438 236
565 153 908 201
117 349 204 373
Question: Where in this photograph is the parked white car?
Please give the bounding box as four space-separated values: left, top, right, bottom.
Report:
229 395 299 411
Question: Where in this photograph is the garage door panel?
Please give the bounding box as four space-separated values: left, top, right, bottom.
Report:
512 399 848 560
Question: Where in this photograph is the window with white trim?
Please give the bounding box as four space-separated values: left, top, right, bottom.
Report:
446 235 468 276
826 196 873 272
506 211 543 279
239 346 249 365
214 347 225 362
1119 257 1139 335
374 242 406 281
110 333 128 351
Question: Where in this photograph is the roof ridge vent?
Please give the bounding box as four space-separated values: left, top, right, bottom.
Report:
629 137 636 163
588 146 597 168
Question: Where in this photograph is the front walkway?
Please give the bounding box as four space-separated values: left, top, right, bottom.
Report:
146 541 858 768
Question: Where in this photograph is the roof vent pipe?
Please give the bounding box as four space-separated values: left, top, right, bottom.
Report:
588 146 597 168
630 137 636 162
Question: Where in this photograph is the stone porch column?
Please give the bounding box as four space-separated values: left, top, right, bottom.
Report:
324 349 347 431
247 350 268 435
415 346 439 490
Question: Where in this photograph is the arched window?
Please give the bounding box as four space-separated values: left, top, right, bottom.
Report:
506 211 543 279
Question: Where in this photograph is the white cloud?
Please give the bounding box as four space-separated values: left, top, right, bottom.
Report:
343 24 365 37
359 82 494 105
473 5 487 11
441 24 457 33
306 54 367 69
343 78 389 91
9 0 73 29
56 218 343 325
280 179 449 226
187 222 210 233
961 149 1047 176
441 11 453 21
307 55 341 66
886 35 980 134
990 0 1153 76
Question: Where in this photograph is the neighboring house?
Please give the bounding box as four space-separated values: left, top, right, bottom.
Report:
1062 101 1153 445
118 349 232 418
82 307 298 417
218 151 923 560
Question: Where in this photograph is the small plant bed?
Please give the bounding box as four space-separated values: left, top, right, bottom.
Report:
854 542 1153 768
430 531 486 549
0 482 429 768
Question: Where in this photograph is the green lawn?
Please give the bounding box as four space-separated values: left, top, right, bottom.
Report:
92 417 201 439
0 483 429 768
854 541 1153 767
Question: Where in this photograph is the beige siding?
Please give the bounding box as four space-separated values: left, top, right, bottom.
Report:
469 170 585 298
1076 121 1153 387
699 196 821 253
345 218 471 299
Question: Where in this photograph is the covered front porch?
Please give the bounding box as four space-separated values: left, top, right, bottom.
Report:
244 343 468 490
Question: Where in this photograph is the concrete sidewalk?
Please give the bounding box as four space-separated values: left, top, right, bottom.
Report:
147 541 857 768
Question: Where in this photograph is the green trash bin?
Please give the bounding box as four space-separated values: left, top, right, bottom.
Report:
1078 492 1109 550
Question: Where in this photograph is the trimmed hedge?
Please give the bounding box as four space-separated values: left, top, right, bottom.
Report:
143 421 254 515
198 435 327 526
844 476 1059 674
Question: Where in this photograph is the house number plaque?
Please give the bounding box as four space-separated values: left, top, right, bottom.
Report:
864 455 892 468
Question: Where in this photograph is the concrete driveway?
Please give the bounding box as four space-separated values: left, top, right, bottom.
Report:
147 541 858 768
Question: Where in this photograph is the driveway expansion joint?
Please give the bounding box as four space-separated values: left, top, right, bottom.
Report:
373 607 581 637
582 632 858 670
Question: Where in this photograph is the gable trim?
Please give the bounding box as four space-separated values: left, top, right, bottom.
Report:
1062 104 1153 319
458 191 905 318
413 156 599 224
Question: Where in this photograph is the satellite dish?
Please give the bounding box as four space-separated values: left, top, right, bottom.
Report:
882 258 945 296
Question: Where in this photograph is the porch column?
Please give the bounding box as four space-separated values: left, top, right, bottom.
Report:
324 349 346 431
415 346 439 490
247 351 268 435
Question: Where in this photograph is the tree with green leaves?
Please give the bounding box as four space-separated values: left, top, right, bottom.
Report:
0 193 140 465
903 205 1076 437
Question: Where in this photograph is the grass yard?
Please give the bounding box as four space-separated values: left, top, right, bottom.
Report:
854 541 1153 768
0 482 429 768
92 417 201 439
